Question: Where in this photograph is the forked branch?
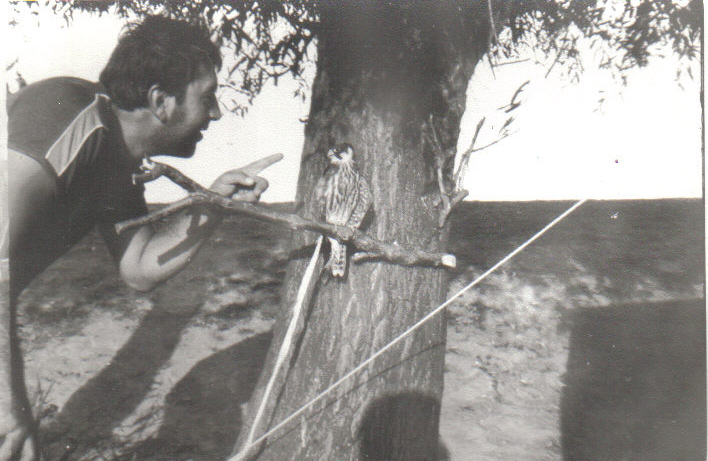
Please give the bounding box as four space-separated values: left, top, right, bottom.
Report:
429 81 525 227
117 161 456 269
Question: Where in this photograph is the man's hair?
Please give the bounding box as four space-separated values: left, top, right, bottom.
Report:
100 15 222 110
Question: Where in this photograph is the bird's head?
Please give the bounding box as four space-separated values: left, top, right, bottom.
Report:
326 143 354 165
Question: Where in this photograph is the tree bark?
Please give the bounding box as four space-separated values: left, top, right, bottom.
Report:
234 3 488 460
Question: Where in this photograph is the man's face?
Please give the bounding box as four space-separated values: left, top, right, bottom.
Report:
161 67 221 158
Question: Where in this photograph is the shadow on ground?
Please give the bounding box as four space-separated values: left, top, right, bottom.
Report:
135 331 272 461
358 392 449 461
34 214 286 461
40 280 208 460
561 298 706 461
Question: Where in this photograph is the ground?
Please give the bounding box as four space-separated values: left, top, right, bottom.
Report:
16 199 705 461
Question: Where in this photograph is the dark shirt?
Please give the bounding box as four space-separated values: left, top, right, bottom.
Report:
8 77 147 296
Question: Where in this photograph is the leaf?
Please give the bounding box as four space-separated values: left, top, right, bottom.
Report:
499 116 514 135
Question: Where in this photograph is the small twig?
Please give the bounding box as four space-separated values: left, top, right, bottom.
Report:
545 31 570 78
453 81 523 193
427 115 444 153
450 189 469 208
493 58 531 67
454 117 486 190
426 115 470 228
486 51 497 79
468 132 511 153
438 189 469 227
435 162 451 213
132 161 202 192
485 0 499 78
496 81 529 113
424 114 447 165
426 118 450 180
437 189 469 228
487 0 499 46
118 162 455 269
452 82 520 202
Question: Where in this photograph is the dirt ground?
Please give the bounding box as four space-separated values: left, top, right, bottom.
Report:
16 199 705 461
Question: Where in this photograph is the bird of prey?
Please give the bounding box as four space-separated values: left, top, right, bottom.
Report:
316 143 371 277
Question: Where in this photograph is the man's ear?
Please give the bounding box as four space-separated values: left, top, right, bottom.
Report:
147 84 176 124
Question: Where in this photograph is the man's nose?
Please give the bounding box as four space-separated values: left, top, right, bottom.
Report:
210 102 222 121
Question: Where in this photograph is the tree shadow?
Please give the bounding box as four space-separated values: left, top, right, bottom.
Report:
560 298 706 461
134 331 272 461
358 392 449 461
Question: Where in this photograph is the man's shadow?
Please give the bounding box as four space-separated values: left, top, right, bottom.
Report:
134 332 272 461
40 276 211 459
561 298 706 461
42 296 272 461
37 215 286 460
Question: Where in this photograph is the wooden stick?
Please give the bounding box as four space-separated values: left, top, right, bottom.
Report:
117 161 456 269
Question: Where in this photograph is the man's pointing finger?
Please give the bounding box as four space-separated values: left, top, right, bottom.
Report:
240 153 284 176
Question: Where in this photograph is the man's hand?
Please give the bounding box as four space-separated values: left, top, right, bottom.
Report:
210 153 283 203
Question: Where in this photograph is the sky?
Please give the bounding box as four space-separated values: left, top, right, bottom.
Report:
4 3 703 203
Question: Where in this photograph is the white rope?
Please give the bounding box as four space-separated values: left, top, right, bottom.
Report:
240 235 324 455
229 198 587 461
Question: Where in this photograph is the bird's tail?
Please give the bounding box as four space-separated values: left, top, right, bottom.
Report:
327 237 346 277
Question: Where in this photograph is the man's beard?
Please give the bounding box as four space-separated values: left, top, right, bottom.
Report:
168 130 202 158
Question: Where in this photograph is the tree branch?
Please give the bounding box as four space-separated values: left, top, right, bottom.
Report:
453 117 485 190
437 188 469 227
487 0 500 45
468 131 512 153
131 160 202 192
118 162 456 269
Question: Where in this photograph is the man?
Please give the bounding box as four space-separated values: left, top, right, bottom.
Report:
1 15 281 461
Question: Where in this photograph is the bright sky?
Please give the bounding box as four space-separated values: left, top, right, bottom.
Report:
5 4 703 203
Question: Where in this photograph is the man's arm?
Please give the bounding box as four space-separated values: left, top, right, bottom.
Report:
0 150 50 461
7 152 57 260
115 205 224 292
113 154 281 292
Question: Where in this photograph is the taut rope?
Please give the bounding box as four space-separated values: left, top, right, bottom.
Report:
235 235 324 461
230 198 587 461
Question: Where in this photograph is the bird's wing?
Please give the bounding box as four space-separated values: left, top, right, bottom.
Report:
347 174 371 229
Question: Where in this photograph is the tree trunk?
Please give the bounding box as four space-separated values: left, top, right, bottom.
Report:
234 3 488 460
